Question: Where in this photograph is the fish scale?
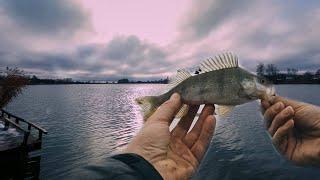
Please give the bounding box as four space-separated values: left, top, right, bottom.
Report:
135 53 275 121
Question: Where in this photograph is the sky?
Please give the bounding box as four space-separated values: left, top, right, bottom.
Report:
0 0 319 80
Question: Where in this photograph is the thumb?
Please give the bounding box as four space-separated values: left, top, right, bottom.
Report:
149 93 182 124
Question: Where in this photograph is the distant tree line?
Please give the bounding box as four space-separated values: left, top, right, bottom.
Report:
117 78 169 84
12 75 170 85
28 76 81 85
2 65 319 86
256 63 320 84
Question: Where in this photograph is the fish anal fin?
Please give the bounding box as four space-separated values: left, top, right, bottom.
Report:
135 96 159 122
216 105 234 117
175 104 189 118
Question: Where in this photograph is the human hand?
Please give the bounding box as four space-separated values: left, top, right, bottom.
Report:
125 93 216 179
261 96 320 166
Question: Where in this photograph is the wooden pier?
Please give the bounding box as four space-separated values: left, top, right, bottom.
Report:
0 109 47 179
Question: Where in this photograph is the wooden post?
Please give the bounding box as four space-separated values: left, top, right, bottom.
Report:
15 118 19 124
39 131 43 141
23 131 30 146
4 121 9 130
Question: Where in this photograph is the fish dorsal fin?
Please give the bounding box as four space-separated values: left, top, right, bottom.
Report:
216 105 235 117
199 52 238 74
167 69 191 90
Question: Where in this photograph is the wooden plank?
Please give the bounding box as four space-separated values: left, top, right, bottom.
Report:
2 117 29 134
25 121 47 134
1 109 47 134
0 109 47 152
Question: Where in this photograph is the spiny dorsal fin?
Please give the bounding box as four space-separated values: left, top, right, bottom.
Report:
199 52 238 74
167 69 191 91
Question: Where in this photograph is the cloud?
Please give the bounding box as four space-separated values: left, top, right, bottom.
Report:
0 0 319 80
0 0 172 80
178 0 320 71
180 0 251 40
0 0 92 54
104 36 167 65
1 0 90 36
0 35 171 80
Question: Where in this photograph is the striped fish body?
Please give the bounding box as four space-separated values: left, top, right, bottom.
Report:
136 53 275 120
162 67 255 106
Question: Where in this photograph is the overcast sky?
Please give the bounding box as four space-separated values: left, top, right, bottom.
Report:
0 0 319 80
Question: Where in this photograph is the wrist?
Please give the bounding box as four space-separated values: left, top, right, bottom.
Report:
113 153 163 179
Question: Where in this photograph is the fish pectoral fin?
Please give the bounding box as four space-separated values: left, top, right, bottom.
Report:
216 105 234 117
175 104 189 118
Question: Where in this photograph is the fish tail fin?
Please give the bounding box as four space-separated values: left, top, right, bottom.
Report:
135 96 160 121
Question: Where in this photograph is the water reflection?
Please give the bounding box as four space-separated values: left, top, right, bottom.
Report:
4 84 320 179
4 84 166 179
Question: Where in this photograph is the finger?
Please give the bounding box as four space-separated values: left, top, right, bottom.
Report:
264 102 285 128
191 115 216 161
261 100 271 114
268 106 294 136
272 119 294 153
184 105 215 148
149 93 182 124
271 96 305 110
171 105 199 138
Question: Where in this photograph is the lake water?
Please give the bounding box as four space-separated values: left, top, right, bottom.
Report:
4 84 320 179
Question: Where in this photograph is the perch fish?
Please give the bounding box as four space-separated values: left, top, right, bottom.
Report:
136 52 275 120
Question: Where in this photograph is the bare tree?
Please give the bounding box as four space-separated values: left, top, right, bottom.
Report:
291 68 298 75
0 67 28 108
266 64 279 76
256 63 265 76
287 68 298 75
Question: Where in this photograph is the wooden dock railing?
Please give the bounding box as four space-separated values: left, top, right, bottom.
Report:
0 109 47 179
0 109 47 147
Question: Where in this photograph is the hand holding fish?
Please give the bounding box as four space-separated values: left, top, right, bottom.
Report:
261 96 320 166
125 93 216 179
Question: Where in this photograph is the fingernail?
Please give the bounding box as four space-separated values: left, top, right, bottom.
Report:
284 119 294 129
289 119 294 126
269 96 276 103
170 93 180 100
284 106 294 115
275 102 284 110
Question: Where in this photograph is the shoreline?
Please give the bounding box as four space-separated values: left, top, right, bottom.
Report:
26 83 320 85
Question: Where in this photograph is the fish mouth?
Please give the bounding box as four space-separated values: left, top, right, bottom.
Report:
256 86 275 100
259 86 275 100
267 86 276 96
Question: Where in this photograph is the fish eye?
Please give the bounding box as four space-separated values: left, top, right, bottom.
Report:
260 79 265 84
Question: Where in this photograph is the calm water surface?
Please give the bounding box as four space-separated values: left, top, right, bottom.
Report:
5 84 320 179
